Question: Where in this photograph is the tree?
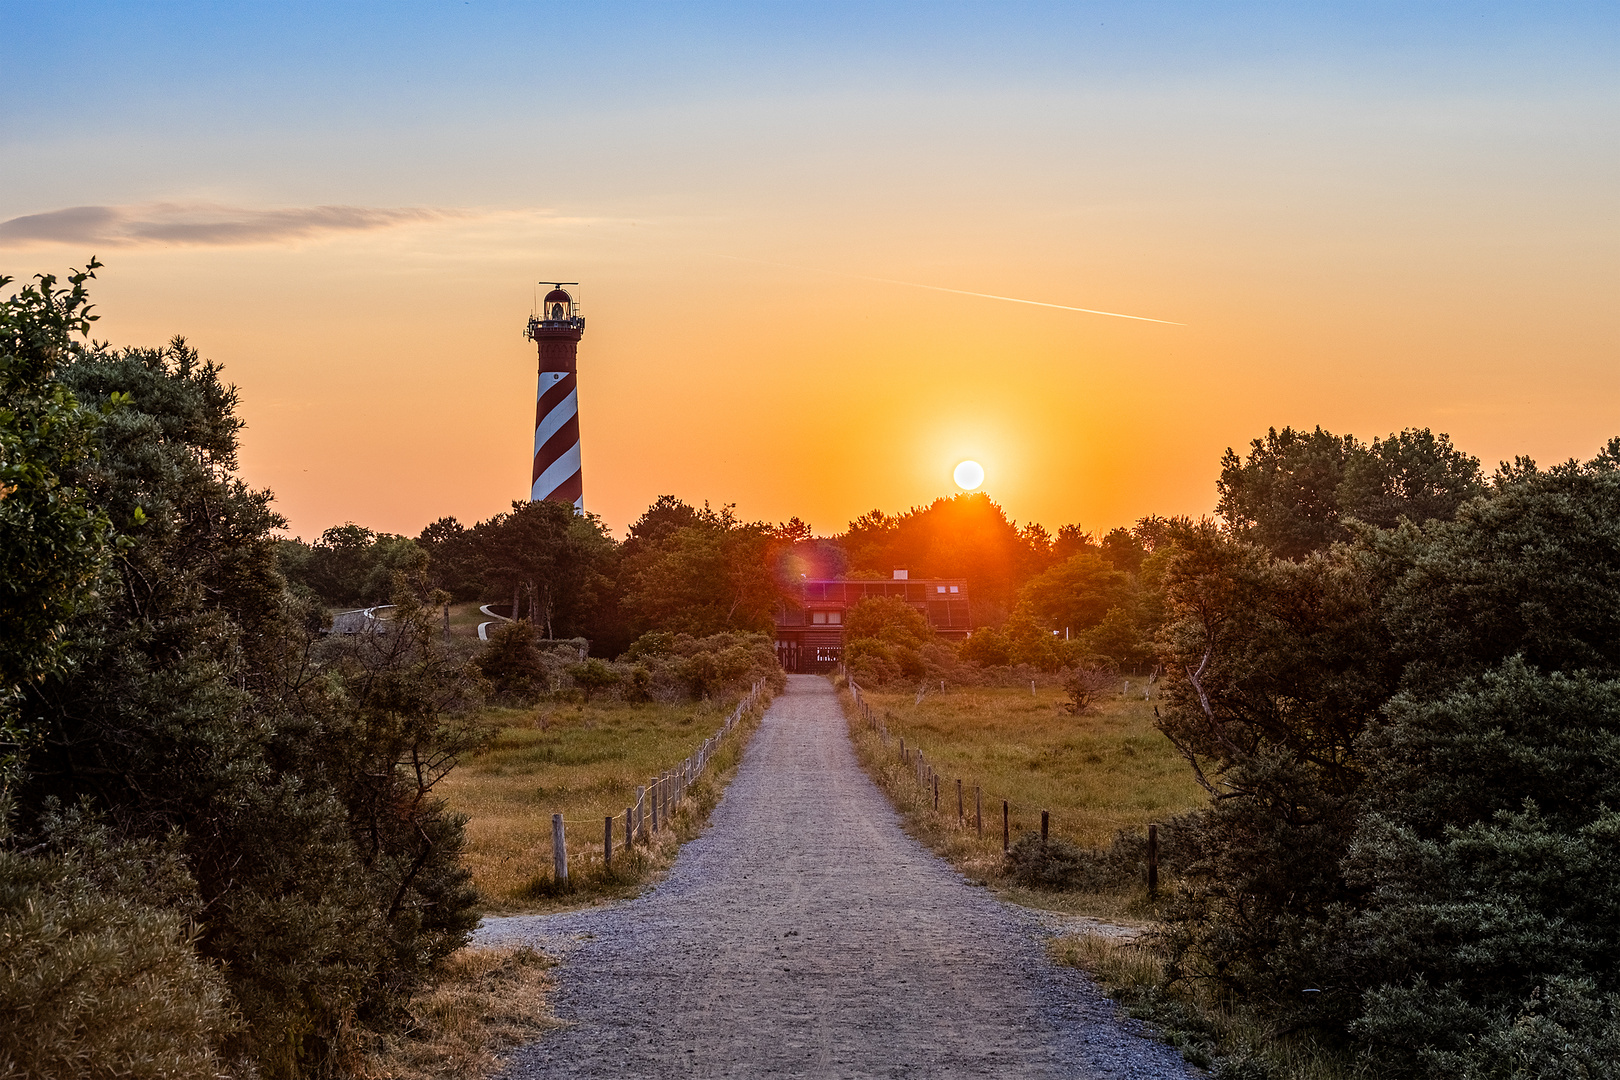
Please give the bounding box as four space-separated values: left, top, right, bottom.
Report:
959 624 1012 667
1216 426 1482 559
1157 438 1620 1077
17 336 487 1076
464 499 616 640
843 595 937 684
279 524 428 606
0 267 236 1076
1099 527 1146 573
1153 521 1398 1017
1080 605 1156 671
0 261 111 775
621 499 782 637
1017 552 1132 637
839 493 1045 621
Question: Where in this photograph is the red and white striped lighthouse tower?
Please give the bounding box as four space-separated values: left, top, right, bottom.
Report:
525 284 585 509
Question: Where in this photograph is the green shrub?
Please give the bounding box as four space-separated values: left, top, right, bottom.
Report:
1004 832 1091 888
1004 822 1193 892
477 621 549 696
567 658 620 703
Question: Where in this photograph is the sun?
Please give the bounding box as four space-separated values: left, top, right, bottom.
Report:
953 460 984 490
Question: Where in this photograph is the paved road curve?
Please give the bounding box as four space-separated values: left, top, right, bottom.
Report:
479 675 1197 1079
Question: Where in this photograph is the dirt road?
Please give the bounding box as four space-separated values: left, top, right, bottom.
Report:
478 675 1197 1079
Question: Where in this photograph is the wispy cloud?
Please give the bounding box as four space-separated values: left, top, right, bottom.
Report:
0 202 466 247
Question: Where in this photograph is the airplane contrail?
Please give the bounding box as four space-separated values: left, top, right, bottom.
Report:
717 254 1183 325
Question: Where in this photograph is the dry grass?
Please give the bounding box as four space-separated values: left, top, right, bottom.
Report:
839 676 1202 914
1050 930 1166 989
356 946 557 1080
1050 932 1375 1080
440 694 766 912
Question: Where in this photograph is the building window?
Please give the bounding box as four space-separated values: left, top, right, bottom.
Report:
950 585 959 593
811 611 842 625
829 611 841 624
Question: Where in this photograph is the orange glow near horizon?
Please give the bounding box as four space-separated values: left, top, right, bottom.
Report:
16 200 1612 543
30 211 1606 546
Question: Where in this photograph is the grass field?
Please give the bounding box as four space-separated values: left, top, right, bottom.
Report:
839 676 1204 915
440 693 766 913
445 600 491 638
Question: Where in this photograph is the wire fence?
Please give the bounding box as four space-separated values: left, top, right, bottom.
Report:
543 681 767 882
842 670 1161 896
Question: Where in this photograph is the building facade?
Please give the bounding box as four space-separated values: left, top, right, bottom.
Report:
773 570 971 673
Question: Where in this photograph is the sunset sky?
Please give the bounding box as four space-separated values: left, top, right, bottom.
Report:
3 3 1616 541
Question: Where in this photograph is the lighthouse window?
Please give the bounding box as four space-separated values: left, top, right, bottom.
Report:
551 303 566 319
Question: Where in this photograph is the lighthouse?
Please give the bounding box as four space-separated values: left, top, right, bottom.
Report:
526 284 585 510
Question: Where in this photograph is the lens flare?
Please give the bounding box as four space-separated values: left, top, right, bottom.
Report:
953 460 984 490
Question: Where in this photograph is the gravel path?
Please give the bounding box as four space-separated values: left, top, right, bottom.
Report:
478 675 1198 1079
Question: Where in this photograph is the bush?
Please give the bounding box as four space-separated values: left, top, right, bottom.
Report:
1004 819 1197 892
1062 663 1117 714
0 806 233 1080
477 621 549 696
1005 832 1092 889
567 658 620 703
619 630 784 702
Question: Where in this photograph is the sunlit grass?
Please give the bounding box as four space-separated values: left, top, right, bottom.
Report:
848 680 1202 848
441 696 762 912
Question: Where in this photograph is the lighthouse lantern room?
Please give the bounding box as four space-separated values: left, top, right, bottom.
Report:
525 283 586 510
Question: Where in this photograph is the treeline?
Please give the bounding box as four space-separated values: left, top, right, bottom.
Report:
277 475 1189 678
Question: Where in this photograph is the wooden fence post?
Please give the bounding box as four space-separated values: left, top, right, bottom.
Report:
1041 809 1049 844
552 814 568 883
635 787 645 839
604 815 613 867
650 779 660 833
1003 800 1009 852
1148 823 1159 899
626 806 634 848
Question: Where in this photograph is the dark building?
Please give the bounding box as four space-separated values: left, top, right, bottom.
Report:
774 570 971 673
